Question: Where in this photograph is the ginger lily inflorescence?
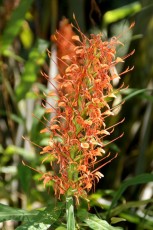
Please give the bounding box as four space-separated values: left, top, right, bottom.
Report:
39 20 134 205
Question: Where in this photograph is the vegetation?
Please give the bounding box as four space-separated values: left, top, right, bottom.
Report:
0 0 153 229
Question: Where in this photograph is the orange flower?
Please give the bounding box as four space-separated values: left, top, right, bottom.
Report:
40 19 134 204
51 18 76 75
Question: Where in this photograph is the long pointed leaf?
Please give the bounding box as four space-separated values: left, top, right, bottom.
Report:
85 215 123 230
0 204 38 222
16 203 64 230
77 210 123 230
108 173 153 215
122 88 149 101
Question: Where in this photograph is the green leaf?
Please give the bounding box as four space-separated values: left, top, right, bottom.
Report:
85 216 123 230
16 203 64 230
0 204 38 222
111 198 153 217
103 2 141 25
17 222 51 230
108 173 153 213
1 0 34 52
121 88 153 104
111 217 126 224
55 227 67 230
121 88 150 101
119 213 153 230
78 210 123 230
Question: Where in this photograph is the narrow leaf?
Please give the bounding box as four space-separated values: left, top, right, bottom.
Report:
121 88 148 101
108 173 153 214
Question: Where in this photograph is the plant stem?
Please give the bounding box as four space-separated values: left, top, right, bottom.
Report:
66 196 75 230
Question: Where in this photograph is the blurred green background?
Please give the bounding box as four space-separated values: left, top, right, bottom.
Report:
0 0 153 229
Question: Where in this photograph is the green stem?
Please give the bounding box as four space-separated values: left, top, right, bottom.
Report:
66 196 75 230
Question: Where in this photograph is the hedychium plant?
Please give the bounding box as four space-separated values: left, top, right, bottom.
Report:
27 18 134 229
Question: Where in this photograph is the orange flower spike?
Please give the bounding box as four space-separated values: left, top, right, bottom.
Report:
40 19 134 204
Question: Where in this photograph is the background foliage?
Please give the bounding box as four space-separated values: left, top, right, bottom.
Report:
0 0 153 229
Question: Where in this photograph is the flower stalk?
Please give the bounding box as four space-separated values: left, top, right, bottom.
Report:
66 196 75 230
